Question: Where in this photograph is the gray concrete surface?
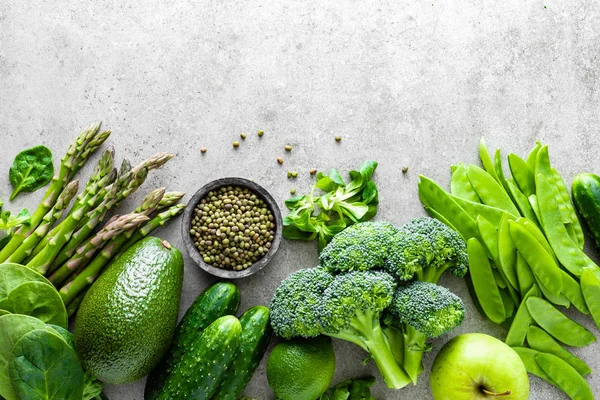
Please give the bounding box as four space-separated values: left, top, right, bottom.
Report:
1 0 599 398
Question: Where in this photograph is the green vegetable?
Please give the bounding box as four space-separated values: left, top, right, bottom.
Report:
270 268 411 389
526 297 596 347
155 316 242 400
467 238 505 324
9 329 84 400
212 306 272 400
0 207 30 238
571 172 600 249
384 281 465 383
535 353 594 400
0 262 53 299
75 237 184 384
283 161 379 251
0 314 47 400
511 347 554 383
319 376 376 400
581 267 600 330
8 145 54 200
267 337 336 400
526 325 591 376
0 281 67 328
504 286 540 347
145 281 240 399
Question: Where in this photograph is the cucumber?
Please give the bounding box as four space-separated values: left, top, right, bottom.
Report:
572 173 600 248
156 316 242 400
212 306 272 400
144 282 241 399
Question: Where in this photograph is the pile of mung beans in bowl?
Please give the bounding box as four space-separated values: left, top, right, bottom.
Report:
181 177 282 279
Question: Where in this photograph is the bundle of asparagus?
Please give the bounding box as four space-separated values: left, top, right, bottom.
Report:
0 123 185 316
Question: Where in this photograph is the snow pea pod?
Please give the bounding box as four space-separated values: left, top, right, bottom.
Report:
526 325 592 377
535 353 594 400
517 218 556 263
528 194 542 222
551 167 585 249
476 215 499 263
500 288 515 319
509 221 563 296
479 138 500 183
466 165 520 216
450 194 511 226
516 252 535 297
418 176 479 241
534 274 570 308
536 147 577 241
581 267 600 330
508 153 535 197
536 174 598 276
526 297 596 347
505 285 539 347
467 238 506 324
561 270 589 315
526 142 541 174
493 149 511 193
511 347 554 384
498 214 519 290
506 180 539 226
450 163 481 203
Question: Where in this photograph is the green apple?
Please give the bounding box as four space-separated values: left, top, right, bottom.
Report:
430 333 529 400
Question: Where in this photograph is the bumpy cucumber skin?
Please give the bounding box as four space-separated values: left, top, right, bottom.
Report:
144 282 240 399
212 306 272 400
572 173 600 248
74 237 183 385
156 315 242 400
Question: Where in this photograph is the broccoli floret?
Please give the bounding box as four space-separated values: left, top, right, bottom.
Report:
391 281 465 338
319 221 398 273
385 217 468 283
384 281 466 384
269 267 335 339
270 268 412 389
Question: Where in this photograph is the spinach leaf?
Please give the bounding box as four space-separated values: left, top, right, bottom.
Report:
8 145 54 200
9 329 84 400
0 263 53 300
47 324 75 348
0 310 9 316
0 281 67 328
0 314 47 400
83 371 104 400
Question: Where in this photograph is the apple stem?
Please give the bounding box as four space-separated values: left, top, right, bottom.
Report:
481 388 512 396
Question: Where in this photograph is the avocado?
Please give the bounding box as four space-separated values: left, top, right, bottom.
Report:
74 236 184 384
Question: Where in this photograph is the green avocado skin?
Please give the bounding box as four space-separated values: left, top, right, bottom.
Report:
74 236 184 384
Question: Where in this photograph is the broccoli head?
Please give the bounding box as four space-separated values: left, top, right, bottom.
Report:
269 267 335 339
390 281 465 338
385 217 468 283
383 281 466 384
319 221 398 273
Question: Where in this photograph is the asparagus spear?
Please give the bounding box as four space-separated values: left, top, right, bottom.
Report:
27 183 119 275
157 192 185 210
60 204 185 305
66 288 89 317
6 180 79 263
0 123 108 262
51 166 151 267
28 154 118 259
53 189 166 288
49 213 149 286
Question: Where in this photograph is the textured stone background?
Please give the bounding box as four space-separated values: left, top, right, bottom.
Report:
1 0 599 398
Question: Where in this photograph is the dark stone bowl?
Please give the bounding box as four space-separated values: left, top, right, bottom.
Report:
181 177 283 279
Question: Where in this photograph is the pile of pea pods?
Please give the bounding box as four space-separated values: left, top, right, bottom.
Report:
418 139 599 399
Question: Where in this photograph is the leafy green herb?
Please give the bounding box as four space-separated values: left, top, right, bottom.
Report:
0 202 30 250
9 329 84 400
319 376 377 400
0 263 53 300
283 161 379 250
8 145 54 200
